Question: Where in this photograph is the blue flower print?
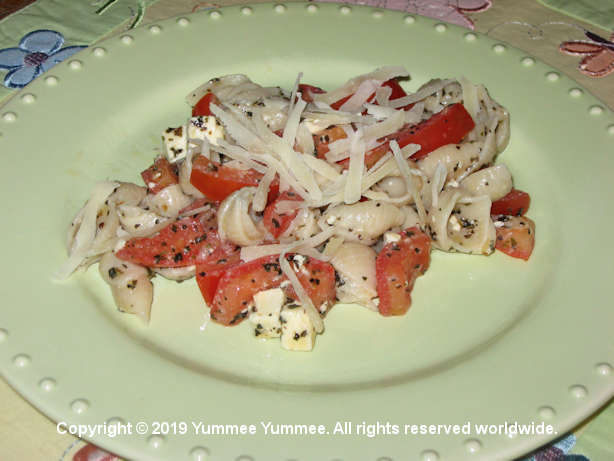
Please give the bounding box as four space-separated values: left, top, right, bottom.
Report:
0 30 86 89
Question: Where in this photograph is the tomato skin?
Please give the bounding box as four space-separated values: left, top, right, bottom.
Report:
192 92 221 117
116 216 219 268
263 190 303 238
330 78 408 110
209 255 336 326
141 157 178 194
314 104 474 170
493 215 535 261
196 244 241 305
293 257 336 312
376 227 431 316
298 84 325 103
314 125 347 158
341 102 475 169
190 155 263 202
491 188 531 216
210 255 286 325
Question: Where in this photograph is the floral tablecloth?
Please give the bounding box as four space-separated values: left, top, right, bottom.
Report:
0 0 613 460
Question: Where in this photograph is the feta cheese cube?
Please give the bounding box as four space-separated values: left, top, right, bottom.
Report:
161 116 224 164
248 288 284 338
162 126 187 163
280 304 317 352
188 116 224 146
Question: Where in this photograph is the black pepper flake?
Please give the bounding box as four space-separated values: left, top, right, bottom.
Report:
154 255 162 264
199 271 206 277
272 218 280 229
171 225 178 233
126 279 138 289
174 253 183 262
108 267 118 279
293 333 300 341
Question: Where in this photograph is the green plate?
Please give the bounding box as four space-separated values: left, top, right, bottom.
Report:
1 3 613 460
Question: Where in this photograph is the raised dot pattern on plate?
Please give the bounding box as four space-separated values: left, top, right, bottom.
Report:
0 328 7 341
569 385 588 399
21 93 35 103
13 354 30 367
190 446 210 460
69 60 82 70
538 406 556 419
177 17 190 26
274 4 286 13
421 450 439 461
39 378 56 391
589 105 604 115
464 439 482 453
71 399 89 414
546 71 560 82
435 23 447 32
596 363 612 375
148 435 165 449
93 47 106 57
121 35 134 44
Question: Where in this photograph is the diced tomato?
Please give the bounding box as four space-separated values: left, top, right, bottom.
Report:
116 216 220 268
313 125 347 158
493 215 535 261
291 256 336 312
209 254 336 326
192 92 221 117
298 84 325 103
190 155 263 202
330 78 409 110
196 244 241 305
491 188 531 216
376 227 431 316
382 78 408 100
141 157 178 194
263 190 303 238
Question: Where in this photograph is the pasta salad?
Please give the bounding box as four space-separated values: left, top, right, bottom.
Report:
57 67 535 351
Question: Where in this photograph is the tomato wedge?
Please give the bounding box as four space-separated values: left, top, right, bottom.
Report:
190 156 263 202
491 188 531 216
343 102 475 168
209 254 336 326
263 190 303 238
376 227 431 316
493 215 535 261
141 157 178 194
116 215 220 268
192 92 221 117
314 104 475 169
